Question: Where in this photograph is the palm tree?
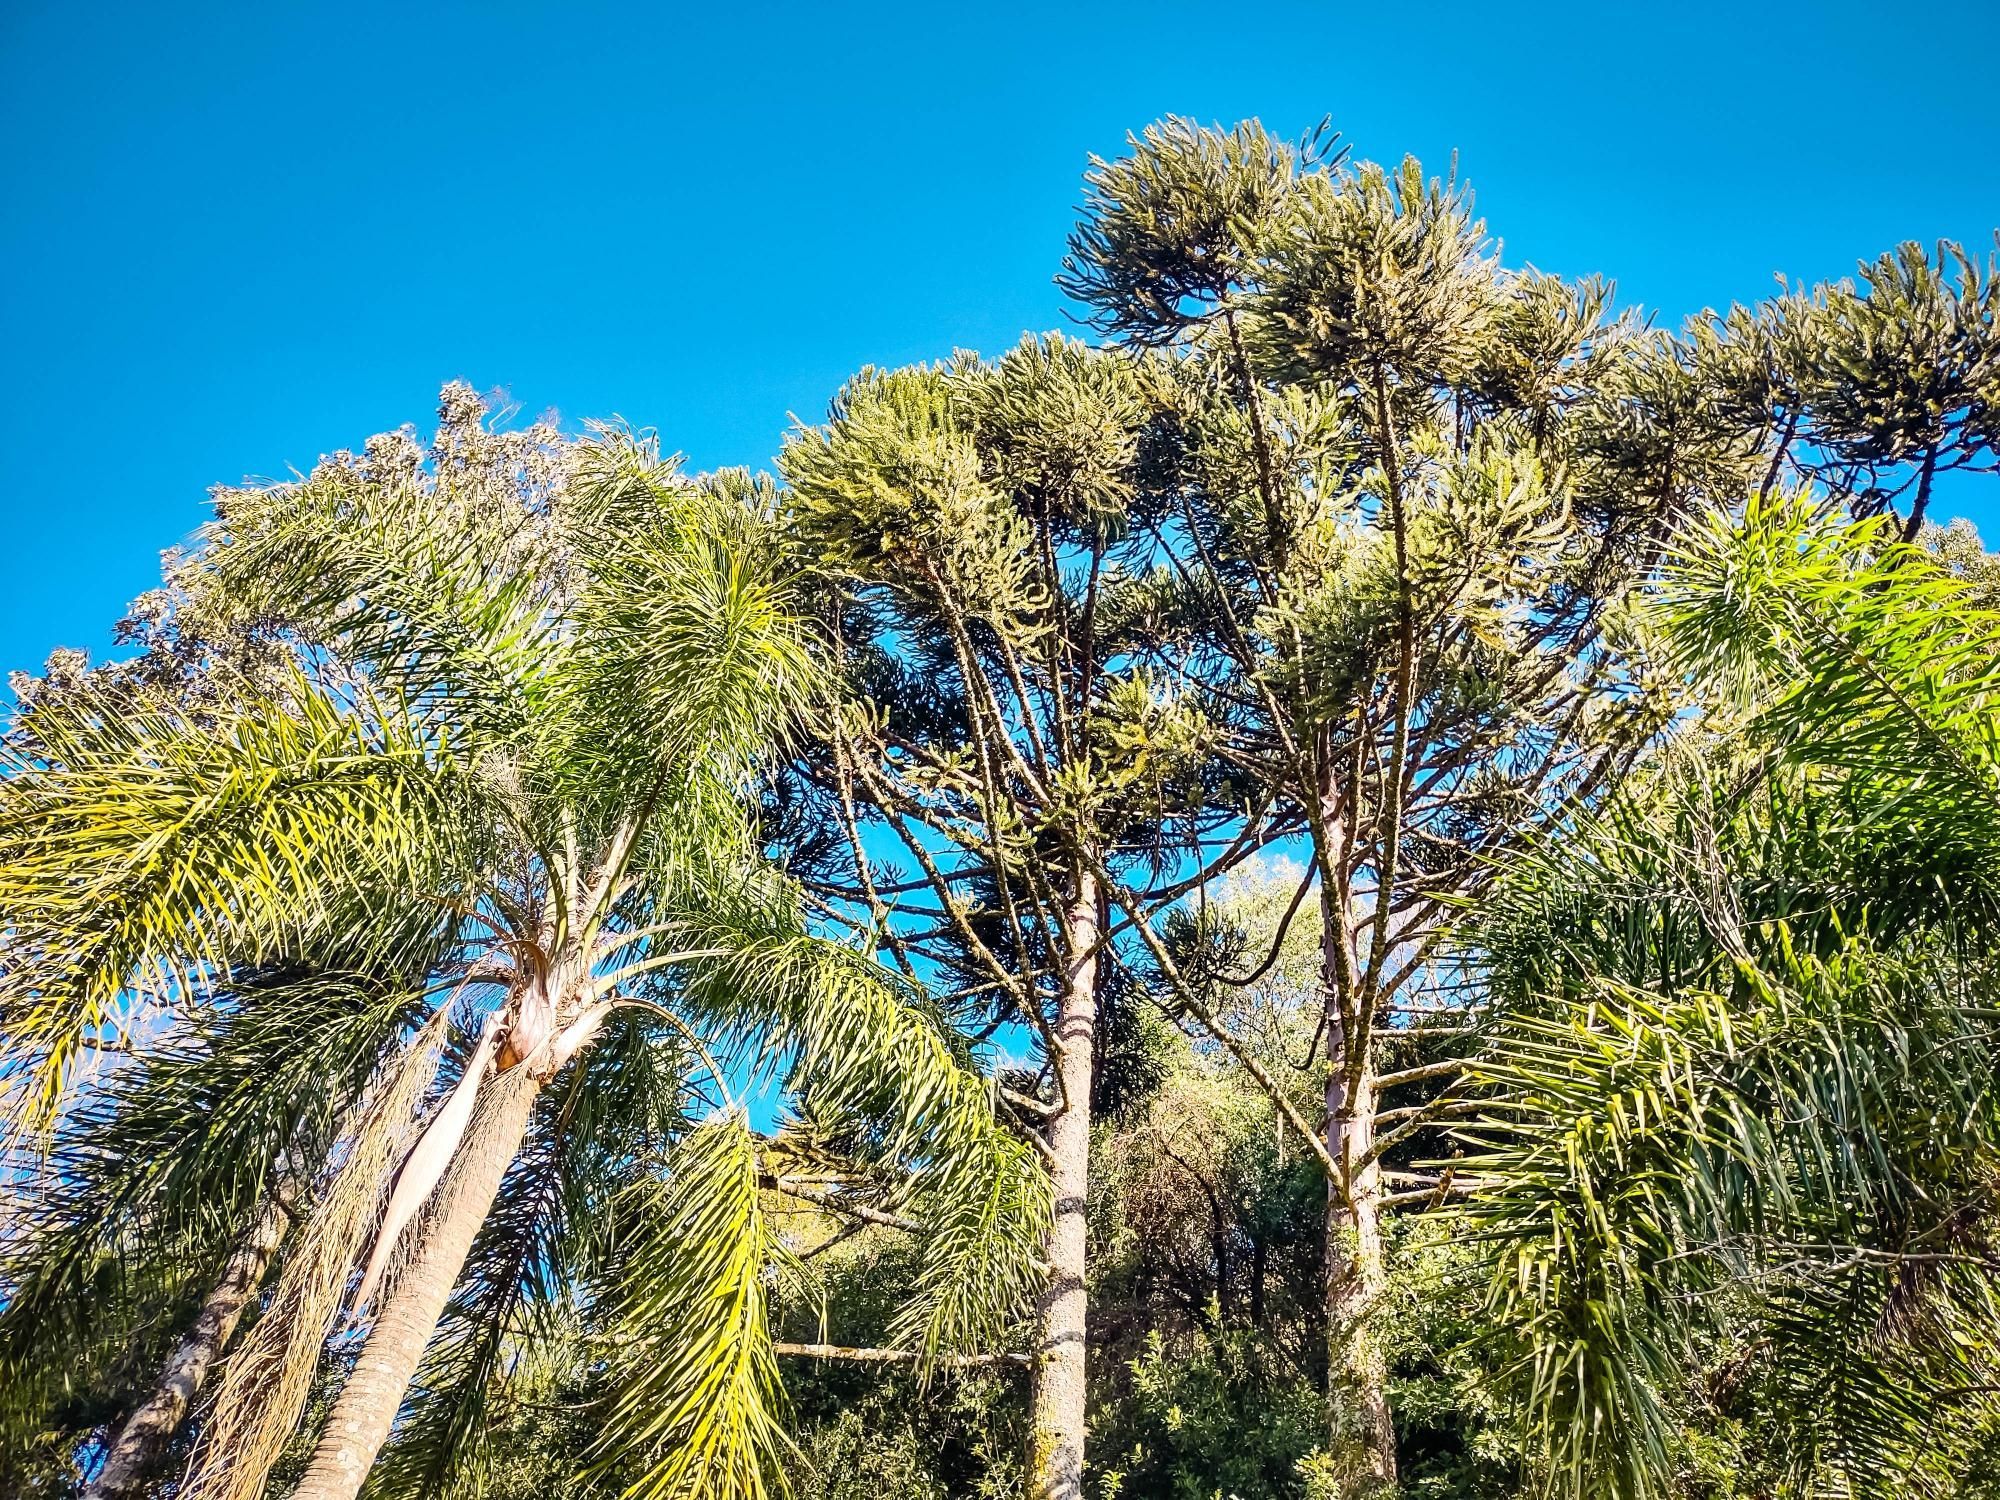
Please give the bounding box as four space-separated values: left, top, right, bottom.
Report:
0 937 446 1498
1461 495 2000 1497
0 387 1046 1500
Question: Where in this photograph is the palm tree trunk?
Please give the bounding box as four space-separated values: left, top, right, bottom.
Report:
289 1067 542 1500
1028 867 1100 1500
1326 1041 1395 1491
83 1192 293 1500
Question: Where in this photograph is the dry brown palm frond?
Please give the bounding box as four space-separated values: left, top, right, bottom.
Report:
179 1006 456 1500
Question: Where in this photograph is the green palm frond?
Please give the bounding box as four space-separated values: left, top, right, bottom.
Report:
883 1137 1047 1371
556 437 820 799
199 435 571 743
665 899 1052 1369
1664 494 2000 838
592 1112 795 1500
1465 499 2000 1494
0 952 431 1469
0 679 480 1130
1465 495 2000 1493
1457 985 1733 1499
1756 1258 2000 1495
1463 917 2000 1497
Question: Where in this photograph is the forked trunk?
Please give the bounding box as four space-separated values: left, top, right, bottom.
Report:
1325 1052 1394 1492
84 1192 292 1500
1028 868 1100 1500
289 1067 543 1500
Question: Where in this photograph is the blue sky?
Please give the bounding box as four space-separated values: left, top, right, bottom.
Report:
3 0 1996 680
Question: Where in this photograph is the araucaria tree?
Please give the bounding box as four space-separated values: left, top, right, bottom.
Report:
780 342 1253 1498
1051 118 1762 1487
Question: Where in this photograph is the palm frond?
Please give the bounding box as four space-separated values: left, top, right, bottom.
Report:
197 421 572 745
591 1112 795 1500
0 679 479 1131
662 891 1052 1370
555 434 821 800
1663 494 2000 893
1461 928 2000 1498
0 952 429 1461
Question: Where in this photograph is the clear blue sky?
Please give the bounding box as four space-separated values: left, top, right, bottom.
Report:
4 0 1996 680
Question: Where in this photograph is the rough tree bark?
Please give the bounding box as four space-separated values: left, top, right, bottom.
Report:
1316 747 1397 1492
1028 867 1101 1500
83 1191 294 1500
288 1066 544 1500
1325 1039 1394 1490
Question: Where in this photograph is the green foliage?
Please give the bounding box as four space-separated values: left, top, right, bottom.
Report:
1061 116 1310 346
1256 156 1498 389
769 1231 1027 1500
8 118 2000 1500
0 679 480 1130
593 1114 796 1500
786 1367 1024 1500
1463 498 2000 1498
1095 1326 1325 1499
2 386 1044 1500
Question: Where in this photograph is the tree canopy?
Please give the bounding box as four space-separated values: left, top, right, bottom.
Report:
3 117 1999 1500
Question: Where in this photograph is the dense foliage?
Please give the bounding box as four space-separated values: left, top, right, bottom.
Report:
3 118 1998 1500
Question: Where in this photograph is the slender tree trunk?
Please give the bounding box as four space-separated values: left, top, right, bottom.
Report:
84 1192 293 1500
1325 1049 1394 1491
289 1067 542 1500
1319 794 1396 1492
1029 867 1100 1500
1328 376 1407 1493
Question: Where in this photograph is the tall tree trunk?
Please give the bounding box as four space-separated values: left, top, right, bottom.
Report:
1325 1048 1394 1492
1029 868 1100 1500
289 1067 542 1500
1315 749 1397 1491
84 1192 293 1500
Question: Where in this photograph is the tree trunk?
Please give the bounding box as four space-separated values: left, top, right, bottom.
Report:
289 1067 542 1500
1250 1234 1268 1328
84 1192 293 1500
1901 439 1940 542
1325 1033 1395 1492
1029 868 1100 1500
1315 749 1397 1493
